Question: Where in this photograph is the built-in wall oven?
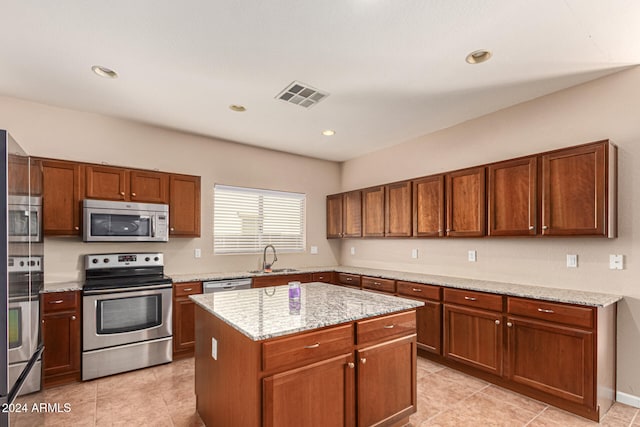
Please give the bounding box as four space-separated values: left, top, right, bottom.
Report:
82 252 172 380
8 196 41 243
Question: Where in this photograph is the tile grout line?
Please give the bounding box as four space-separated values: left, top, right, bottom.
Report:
524 406 550 427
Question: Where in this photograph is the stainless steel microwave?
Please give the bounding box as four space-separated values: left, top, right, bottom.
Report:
82 199 169 242
8 196 42 243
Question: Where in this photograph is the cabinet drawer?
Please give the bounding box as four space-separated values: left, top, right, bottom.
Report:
174 282 203 297
42 291 79 313
262 324 354 372
356 310 416 346
337 273 360 287
443 288 502 311
507 297 594 329
397 281 440 301
361 276 395 294
311 272 334 283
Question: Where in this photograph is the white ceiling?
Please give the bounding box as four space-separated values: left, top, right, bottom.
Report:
1 1 639 162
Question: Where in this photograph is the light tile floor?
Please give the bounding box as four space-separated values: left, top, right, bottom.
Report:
9 356 639 426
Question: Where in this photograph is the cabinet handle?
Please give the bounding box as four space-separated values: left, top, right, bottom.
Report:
131 192 136 197
507 322 513 327
373 282 381 286
529 226 535 230
446 229 451 232
183 288 192 292
347 362 355 369
71 316 76 320
346 278 352 281
360 358 367 364
304 343 320 349
464 296 477 301
411 288 422 292
542 225 549 230
120 191 125 196
537 308 555 314
495 319 500 325
383 324 395 329
49 300 64 304
170 227 175 231
74 226 79 230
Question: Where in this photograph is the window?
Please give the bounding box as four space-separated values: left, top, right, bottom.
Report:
214 184 306 254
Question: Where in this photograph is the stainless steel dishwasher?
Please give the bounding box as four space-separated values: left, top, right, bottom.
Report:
203 278 252 293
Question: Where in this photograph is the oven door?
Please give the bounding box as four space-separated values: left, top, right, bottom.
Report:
8 297 39 364
83 286 172 351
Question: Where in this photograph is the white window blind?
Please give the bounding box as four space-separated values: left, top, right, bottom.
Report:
214 184 306 254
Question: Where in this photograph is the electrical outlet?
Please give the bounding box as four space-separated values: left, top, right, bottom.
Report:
468 250 477 262
411 249 418 259
310 246 318 254
609 254 623 270
350 247 356 255
211 337 218 360
566 254 578 268
194 248 201 258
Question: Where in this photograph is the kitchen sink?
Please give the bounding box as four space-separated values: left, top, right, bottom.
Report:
248 268 299 274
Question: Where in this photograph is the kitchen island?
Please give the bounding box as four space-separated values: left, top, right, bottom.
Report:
190 282 424 427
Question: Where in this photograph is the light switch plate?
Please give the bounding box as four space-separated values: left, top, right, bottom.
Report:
411 249 418 259
468 250 477 262
194 248 201 258
310 246 318 254
609 254 623 270
211 337 218 360
350 247 355 255
566 254 578 268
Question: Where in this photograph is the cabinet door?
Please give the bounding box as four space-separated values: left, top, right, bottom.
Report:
85 165 128 201
488 157 537 236
130 170 169 204
42 159 83 236
362 186 385 237
443 304 502 375
541 143 607 236
252 273 313 288
357 335 417 427
326 194 344 238
416 301 442 355
413 175 444 237
169 174 201 237
385 181 412 237
343 190 362 238
446 167 486 237
42 310 80 385
174 297 197 357
263 353 356 427
506 316 594 407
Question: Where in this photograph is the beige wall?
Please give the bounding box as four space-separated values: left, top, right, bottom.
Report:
0 96 342 281
340 66 640 401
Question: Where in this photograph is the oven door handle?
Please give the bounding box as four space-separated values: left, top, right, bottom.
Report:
83 284 172 295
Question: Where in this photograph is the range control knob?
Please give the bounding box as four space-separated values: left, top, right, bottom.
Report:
92 258 99 264
145 257 150 262
103 258 110 264
154 256 159 262
19 261 25 267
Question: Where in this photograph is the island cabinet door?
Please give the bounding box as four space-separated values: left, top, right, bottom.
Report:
263 353 356 427
356 335 417 427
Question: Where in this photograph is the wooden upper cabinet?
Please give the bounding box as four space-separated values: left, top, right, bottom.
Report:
362 186 385 237
542 141 615 237
86 165 170 204
385 181 412 237
326 194 344 239
343 190 362 238
130 170 169 204
488 157 537 236
169 174 201 237
446 167 486 237
8 156 42 196
413 175 445 237
42 159 83 236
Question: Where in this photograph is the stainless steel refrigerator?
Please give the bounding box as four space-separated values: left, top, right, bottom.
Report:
1 130 44 426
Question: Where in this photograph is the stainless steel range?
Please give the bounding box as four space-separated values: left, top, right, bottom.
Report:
82 252 173 380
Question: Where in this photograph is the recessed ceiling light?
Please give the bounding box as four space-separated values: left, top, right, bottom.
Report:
229 105 246 112
465 50 492 64
91 65 118 79
322 129 335 136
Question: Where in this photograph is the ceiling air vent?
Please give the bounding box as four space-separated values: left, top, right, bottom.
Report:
275 81 329 108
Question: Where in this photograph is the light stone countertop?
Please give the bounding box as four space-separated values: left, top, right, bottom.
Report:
41 281 83 293
190 281 424 341
174 265 622 307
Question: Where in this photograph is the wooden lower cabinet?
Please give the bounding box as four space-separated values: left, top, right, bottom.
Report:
252 273 313 288
41 291 81 388
397 282 442 355
312 271 334 283
357 336 417 427
173 282 203 359
263 353 356 427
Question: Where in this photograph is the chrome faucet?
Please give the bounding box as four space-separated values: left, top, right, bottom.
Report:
262 245 278 272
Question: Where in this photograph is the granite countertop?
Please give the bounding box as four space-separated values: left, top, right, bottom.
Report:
41 281 83 293
190 281 424 341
